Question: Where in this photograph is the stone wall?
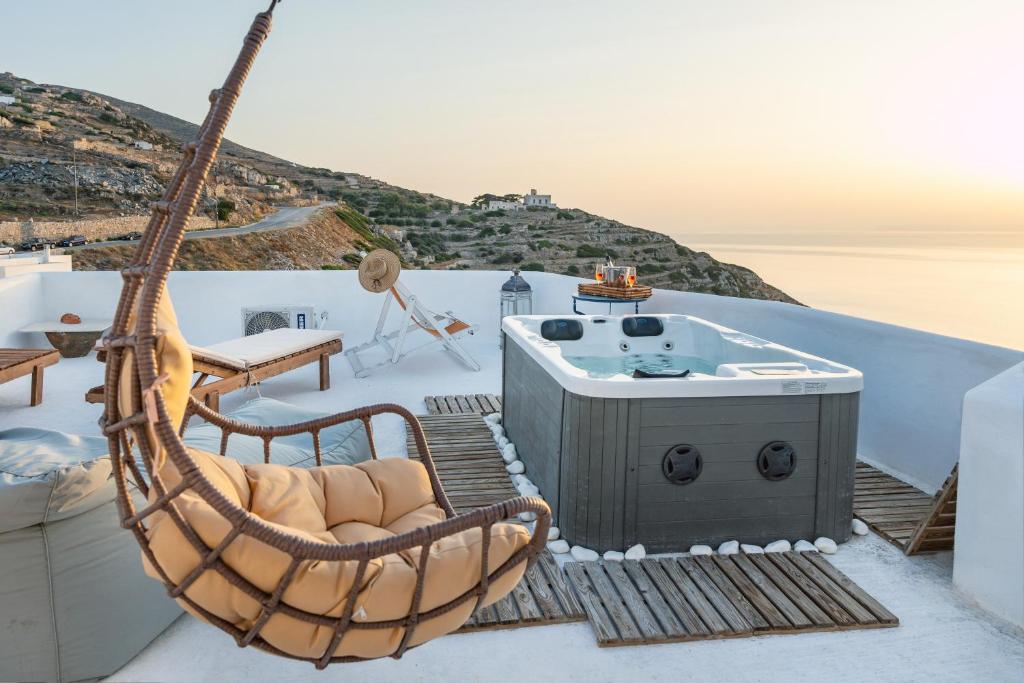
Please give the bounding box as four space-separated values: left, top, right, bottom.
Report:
0 214 218 244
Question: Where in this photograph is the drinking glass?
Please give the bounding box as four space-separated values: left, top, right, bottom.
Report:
594 264 605 282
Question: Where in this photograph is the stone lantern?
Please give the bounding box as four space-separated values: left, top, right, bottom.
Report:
499 269 532 346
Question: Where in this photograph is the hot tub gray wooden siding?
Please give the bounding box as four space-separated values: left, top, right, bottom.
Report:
502 335 859 553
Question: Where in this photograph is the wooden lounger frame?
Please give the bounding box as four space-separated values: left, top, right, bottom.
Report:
86 338 341 408
0 348 60 406
190 338 341 411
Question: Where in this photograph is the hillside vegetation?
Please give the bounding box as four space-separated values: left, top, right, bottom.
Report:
2 71 795 303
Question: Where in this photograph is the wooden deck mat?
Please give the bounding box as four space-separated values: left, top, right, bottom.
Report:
854 462 956 554
406 413 584 632
406 412 520 515
424 394 502 415
459 551 586 633
564 552 898 647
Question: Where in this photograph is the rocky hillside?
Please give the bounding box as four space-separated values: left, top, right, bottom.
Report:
0 72 288 224
1 71 795 303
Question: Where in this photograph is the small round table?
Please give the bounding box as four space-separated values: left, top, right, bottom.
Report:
571 293 650 315
20 320 112 358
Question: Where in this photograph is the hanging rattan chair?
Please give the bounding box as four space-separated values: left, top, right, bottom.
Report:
100 1 550 668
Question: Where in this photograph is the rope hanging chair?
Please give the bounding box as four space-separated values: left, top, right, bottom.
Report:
100 1 550 668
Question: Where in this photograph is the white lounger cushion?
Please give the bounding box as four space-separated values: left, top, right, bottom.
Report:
191 328 342 370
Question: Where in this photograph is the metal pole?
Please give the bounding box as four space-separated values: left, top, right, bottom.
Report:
72 149 79 217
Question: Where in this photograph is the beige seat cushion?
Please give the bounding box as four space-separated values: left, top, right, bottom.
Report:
145 449 530 659
122 289 529 659
117 289 194 467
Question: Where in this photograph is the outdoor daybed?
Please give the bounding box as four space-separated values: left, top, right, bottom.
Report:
86 327 342 409
0 428 181 683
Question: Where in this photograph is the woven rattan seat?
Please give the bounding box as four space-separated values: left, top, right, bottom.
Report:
100 2 550 667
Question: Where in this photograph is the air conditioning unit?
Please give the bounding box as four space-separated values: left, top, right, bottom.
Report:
241 305 320 336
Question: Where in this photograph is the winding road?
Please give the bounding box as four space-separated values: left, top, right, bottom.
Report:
67 204 327 250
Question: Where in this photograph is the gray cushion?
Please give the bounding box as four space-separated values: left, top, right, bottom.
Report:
0 428 180 683
0 428 114 533
183 396 372 467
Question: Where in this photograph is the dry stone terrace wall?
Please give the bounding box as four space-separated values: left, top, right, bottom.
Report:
0 214 218 244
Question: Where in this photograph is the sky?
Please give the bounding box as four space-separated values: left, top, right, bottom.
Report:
3 0 1022 237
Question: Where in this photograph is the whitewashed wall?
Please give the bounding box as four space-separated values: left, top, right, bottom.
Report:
0 273 44 347
5 269 1022 491
953 362 1024 628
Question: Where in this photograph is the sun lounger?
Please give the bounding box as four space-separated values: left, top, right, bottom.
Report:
0 348 60 406
85 328 342 409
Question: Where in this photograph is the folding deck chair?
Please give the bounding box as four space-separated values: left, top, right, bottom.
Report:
345 250 480 378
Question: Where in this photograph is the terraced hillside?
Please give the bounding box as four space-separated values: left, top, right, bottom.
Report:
2 71 795 303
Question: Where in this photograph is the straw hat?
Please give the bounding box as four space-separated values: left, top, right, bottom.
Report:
358 249 401 293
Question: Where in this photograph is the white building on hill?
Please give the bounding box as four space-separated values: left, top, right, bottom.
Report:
523 188 555 208
485 199 521 212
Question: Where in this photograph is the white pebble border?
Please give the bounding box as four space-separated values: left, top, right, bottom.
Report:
485 412 851 561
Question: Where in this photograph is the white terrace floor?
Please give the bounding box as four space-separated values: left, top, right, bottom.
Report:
1 337 1022 682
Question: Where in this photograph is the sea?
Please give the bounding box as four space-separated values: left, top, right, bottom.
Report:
675 229 1023 351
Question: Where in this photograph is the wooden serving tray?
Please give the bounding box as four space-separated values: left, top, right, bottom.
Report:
578 282 652 300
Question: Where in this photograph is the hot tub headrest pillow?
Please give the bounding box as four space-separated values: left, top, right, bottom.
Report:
622 316 664 337
540 319 584 341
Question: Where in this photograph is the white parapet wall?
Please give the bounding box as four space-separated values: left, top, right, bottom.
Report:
953 361 1024 629
0 252 72 278
2 269 1022 493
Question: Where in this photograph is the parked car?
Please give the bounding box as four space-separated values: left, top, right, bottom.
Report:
0 245 14 256
19 237 54 251
57 235 87 248
114 231 143 241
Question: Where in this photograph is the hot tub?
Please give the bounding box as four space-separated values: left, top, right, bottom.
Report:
501 314 863 553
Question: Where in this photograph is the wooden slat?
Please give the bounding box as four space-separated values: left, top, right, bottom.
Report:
763 553 855 626
565 553 898 647
853 461 957 555
638 559 711 637
406 413 519 515
747 554 834 627
677 558 753 634
563 563 619 645
657 559 732 635
581 561 644 642
601 560 666 641
803 552 898 624
538 551 584 618
711 555 792 630
423 394 502 415
782 552 878 625
424 396 441 415
730 554 812 628
620 560 688 638
694 556 770 631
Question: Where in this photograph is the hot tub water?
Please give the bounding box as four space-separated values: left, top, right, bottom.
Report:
564 353 717 378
